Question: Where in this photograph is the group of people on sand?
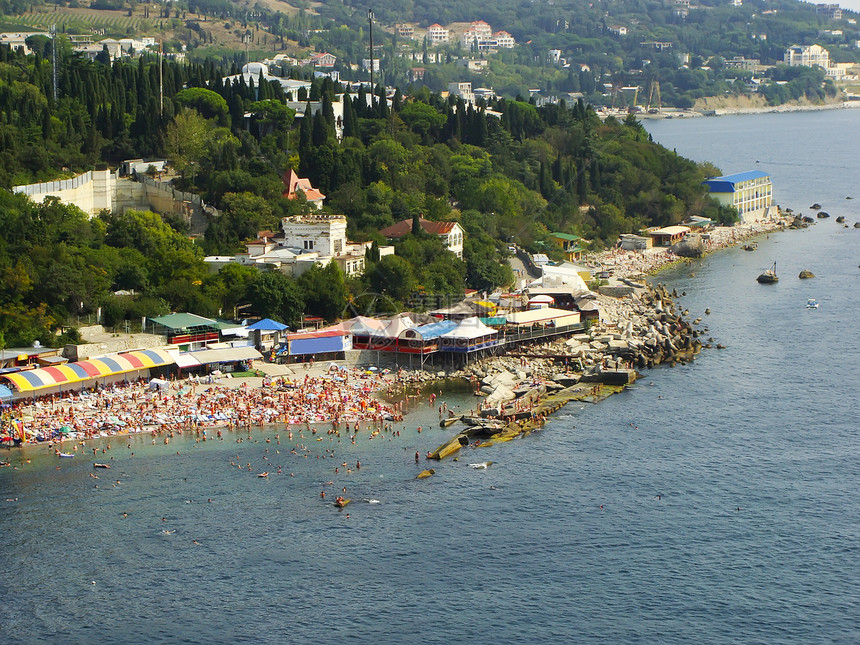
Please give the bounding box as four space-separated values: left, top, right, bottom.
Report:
10 369 414 445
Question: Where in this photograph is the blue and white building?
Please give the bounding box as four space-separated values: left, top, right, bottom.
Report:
702 170 775 223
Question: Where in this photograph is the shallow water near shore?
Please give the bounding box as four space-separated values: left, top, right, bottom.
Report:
2 112 860 643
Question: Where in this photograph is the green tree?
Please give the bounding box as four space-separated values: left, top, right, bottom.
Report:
368 255 415 303
162 110 210 183
249 271 304 325
297 262 347 321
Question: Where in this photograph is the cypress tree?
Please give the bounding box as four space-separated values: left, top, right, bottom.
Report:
298 103 312 151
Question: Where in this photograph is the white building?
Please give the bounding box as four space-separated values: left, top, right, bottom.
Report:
378 218 465 259
493 31 516 49
223 62 313 101
0 32 49 55
816 3 842 20
784 44 830 69
206 215 393 277
281 214 347 257
426 24 450 46
703 171 775 223
447 81 475 104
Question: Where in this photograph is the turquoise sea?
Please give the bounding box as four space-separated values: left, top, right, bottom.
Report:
1 110 859 643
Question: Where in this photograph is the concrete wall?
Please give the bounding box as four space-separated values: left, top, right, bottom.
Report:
14 170 115 216
14 172 214 235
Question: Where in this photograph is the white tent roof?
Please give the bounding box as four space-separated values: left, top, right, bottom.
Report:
528 294 555 303
441 316 498 340
346 316 387 335
380 316 415 338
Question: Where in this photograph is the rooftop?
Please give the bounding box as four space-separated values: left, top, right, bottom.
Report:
379 218 458 238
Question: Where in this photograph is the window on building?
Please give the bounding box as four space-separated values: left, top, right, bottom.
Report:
333 239 343 254
304 240 314 250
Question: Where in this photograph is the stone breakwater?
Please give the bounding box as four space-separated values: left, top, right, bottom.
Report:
428 283 706 458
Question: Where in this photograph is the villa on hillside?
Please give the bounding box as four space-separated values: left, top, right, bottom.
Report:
426 24 450 45
282 169 325 209
379 218 465 259
205 214 393 277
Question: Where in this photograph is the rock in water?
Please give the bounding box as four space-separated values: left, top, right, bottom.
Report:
798 270 815 279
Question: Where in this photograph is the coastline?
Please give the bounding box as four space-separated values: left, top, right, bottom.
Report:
636 100 860 120
2 216 790 464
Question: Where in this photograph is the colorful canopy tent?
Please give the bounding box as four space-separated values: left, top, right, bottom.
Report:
245 318 288 332
0 349 175 396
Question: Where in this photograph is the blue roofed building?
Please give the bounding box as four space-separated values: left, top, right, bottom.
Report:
702 171 775 223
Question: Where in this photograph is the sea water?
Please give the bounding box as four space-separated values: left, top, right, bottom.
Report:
1 111 859 644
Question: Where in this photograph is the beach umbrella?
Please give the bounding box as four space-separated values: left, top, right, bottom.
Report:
59 425 72 435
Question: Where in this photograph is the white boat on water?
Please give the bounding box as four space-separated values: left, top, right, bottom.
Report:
806 299 819 309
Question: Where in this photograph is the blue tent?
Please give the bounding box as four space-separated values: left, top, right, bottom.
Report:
0 384 13 403
245 318 288 332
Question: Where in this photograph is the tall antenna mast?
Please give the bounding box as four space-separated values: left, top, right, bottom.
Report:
159 40 163 116
368 9 375 108
51 24 58 101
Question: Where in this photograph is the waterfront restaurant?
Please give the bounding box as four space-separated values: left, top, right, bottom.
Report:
439 317 499 353
397 320 459 355
147 313 221 350
649 225 690 247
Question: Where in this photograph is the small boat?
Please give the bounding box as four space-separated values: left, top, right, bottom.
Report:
806 299 819 309
93 462 111 469
334 497 350 508
58 452 74 458
257 472 269 478
757 262 779 284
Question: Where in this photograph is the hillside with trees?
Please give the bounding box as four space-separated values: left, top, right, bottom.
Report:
2 0 857 106
0 41 735 349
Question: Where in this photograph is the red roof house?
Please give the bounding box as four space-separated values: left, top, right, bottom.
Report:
282 169 325 209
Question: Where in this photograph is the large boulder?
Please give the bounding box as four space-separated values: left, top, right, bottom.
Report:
673 235 704 258
798 269 815 279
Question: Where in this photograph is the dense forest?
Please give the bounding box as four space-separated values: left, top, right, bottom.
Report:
0 42 734 350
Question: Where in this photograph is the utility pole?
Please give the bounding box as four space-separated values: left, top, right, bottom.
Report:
51 24 58 101
368 9 375 109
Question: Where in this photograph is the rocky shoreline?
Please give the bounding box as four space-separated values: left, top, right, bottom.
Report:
421 217 790 461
